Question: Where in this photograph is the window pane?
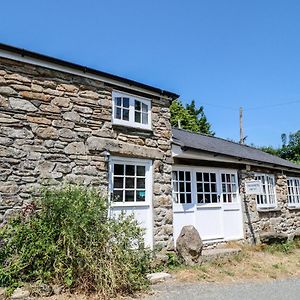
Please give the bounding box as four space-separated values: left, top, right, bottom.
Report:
123 97 129 108
125 177 134 188
136 190 145 201
114 164 124 175
142 103 148 112
226 174 231 182
125 191 134 202
135 100 141 111
115 97 121 106
197 183 203 192
114 177 123 188
221 174 225 182
197 194 204 203
179 171 185 181
173 182 178 192
123 109 129 121
113 190 123 202
185 172 191 181
179 182 185 192
137 178 145 188
186 182 191 192
137 166 145 176
172 171 178 181
204 183 210 192
126 165 135 175
231 174 236 183
196 172 202 181
211 183 216 193
142 113 148 124
115 107 121 119
211 173 216 182
212 194 218 203
180 193 185 204
135 111 141 123
204 194 211 203
222 184 226 193
204 173 209 182
186 193 192 203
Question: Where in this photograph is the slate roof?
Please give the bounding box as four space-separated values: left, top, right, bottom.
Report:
172 128 300 171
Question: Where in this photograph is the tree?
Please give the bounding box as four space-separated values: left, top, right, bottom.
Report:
260 130 300 164
170 99 214 135
280 130 300 163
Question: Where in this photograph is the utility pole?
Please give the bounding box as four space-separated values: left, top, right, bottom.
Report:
178 119 182 129
239 107 244 144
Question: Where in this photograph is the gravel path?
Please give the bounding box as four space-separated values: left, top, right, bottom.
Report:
143 278 300 300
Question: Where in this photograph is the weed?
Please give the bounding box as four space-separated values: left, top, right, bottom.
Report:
0 185 151 298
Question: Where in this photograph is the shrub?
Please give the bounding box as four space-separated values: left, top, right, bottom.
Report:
0 185 151 298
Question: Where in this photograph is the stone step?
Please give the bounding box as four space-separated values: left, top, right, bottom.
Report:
147 272 172 284
201 248 241 262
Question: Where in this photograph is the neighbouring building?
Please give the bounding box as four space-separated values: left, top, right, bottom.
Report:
0 44 299 260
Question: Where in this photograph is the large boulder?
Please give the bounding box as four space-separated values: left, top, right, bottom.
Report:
259 231 288 244
176 225 203 265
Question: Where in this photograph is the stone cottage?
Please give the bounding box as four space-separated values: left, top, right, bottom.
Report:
172 128 300 247
0 44 299 258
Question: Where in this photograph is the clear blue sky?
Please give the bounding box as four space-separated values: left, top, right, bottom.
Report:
1 0 300 147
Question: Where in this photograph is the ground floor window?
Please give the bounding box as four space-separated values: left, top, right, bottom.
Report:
110 157 152 204
287 177 300 208
172 170 192 204
255 173 277 209
172 168 239 206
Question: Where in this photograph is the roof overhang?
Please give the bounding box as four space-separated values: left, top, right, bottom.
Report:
0 43 179 101
172 144 300 175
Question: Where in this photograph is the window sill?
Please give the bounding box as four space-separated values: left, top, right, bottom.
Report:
288 206 300 211
257 207 281 213
110 202 150 208
112 123 153 135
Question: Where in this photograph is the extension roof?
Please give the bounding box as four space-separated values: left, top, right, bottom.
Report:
172 128 300 172
0 43 179 100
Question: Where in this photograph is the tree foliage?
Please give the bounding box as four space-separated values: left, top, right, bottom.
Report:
260 130 300 164
170 99 214 135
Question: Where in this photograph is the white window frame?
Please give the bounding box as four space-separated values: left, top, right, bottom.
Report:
112 90 152 130
172 166 240 210
254 173 277 209
287 177 300 208
109 156 152 207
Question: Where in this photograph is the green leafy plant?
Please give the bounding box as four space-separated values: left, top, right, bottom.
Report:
263 241 297 254
0 185 151 298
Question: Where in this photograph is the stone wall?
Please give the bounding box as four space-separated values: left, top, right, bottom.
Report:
0 57 174 258
239 168 300 243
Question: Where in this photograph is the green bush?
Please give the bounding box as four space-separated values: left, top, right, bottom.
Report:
0 185 151 298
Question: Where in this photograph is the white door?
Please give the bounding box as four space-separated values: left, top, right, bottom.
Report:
109 157 153 248
173 166 243 244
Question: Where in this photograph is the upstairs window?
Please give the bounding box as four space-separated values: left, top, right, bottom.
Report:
255 173 277 209
287 177 300 208
112 91 151 129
